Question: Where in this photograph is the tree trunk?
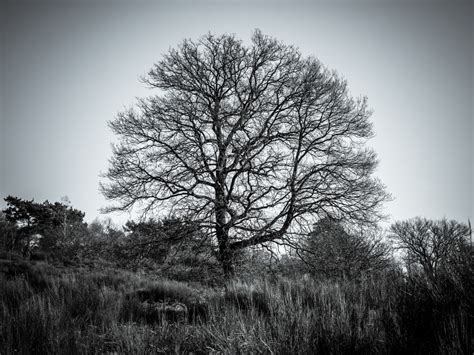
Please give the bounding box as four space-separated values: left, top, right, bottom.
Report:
215 169 234 277
215 199 235 277
211 95 236 277
219 242 235 277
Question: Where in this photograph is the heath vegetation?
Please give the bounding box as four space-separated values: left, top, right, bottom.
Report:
1 31 472 354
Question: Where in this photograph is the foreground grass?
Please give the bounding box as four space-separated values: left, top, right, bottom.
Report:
0 260 472 354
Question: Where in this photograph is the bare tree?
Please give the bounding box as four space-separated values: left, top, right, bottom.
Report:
102 30 389 276
296 217 392 279
390 218 471 282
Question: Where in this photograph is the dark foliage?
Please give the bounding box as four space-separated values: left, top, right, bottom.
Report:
297 217 393 280
2 196 87 257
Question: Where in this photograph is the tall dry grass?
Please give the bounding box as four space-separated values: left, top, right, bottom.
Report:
0 261 472 354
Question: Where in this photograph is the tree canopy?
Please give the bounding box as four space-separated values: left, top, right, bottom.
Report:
102 30 390 275
3 196 86 255
390 217 472 282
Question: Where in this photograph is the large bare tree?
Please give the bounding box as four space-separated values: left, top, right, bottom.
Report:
102 30 389 275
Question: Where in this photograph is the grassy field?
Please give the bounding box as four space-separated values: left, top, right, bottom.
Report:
1 257 472 354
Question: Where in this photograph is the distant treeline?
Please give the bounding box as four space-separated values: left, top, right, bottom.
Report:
0 195 473 285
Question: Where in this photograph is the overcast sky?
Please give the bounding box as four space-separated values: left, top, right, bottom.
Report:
1 0 472 226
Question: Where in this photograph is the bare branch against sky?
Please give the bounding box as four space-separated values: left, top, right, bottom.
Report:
101 30 391 274
1 0 472 225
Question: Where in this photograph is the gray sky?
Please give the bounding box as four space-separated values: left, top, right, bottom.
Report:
1 0 472 226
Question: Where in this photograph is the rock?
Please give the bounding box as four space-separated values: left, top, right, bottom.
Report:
140 300 188 323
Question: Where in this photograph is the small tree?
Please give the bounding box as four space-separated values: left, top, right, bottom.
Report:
390 218 471 283
102 30 390 275
81 218 126 260
42 200 88 253
123 218 211 264
297 217 391 279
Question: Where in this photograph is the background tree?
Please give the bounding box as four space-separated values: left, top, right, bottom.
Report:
123 218 211 265
81 218 126 261
2 196 87 256
390 217 471 283
297 217 391 279
3 196 44 256
41 200 88 253
102 30 389 275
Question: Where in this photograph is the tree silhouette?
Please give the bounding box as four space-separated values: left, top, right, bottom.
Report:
390 218 471 283
297 217 391 279
102 30 389 275
3 196 86 256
